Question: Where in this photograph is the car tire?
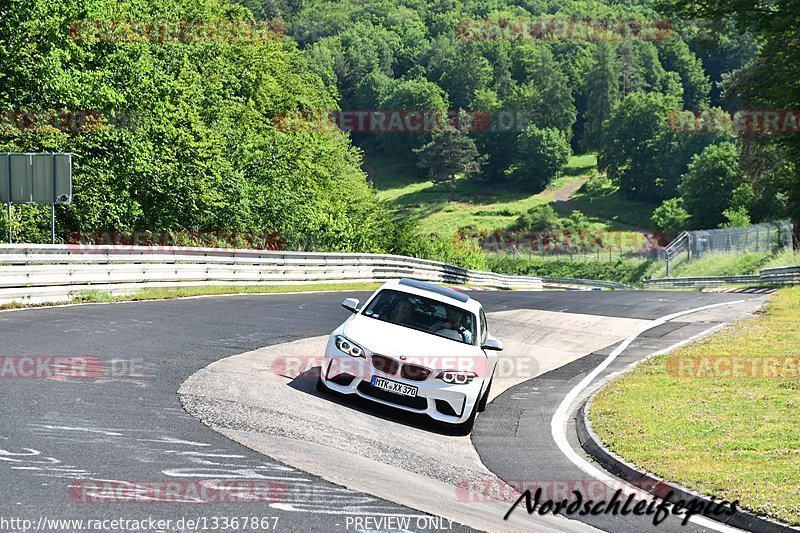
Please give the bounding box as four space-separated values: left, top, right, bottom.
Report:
477 378 493 412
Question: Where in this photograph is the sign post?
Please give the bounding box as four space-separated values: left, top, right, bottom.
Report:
0 153 72 244
5 155 10 244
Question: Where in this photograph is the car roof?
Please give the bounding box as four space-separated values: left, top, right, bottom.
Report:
378 278 481 312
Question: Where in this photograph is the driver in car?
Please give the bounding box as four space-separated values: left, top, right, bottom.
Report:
430 308 473 344
390 299 413 325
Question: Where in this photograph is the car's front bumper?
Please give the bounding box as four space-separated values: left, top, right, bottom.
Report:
321 337 485 425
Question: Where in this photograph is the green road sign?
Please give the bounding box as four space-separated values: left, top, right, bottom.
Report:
1 153 73 244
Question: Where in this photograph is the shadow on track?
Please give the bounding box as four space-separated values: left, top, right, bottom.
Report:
288 367 469 436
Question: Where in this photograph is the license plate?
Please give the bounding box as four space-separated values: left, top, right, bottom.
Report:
371 376 418 397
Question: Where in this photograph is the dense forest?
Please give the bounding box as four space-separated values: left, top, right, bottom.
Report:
1 0 798 259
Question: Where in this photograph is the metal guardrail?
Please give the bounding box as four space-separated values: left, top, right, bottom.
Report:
541 276 634 290
0 244 545 305
643 265 800 289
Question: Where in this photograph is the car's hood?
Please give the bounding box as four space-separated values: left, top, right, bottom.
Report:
343 314 483 362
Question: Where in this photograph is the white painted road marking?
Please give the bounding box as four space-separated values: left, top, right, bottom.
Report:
551 300 747 533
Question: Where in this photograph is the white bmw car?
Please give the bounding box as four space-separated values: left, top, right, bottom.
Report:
318 278 503 433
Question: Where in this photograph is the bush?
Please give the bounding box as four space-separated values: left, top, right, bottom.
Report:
487 256 653 285
512 206 592 234
474 208 517 217
719 206 751 228
561 210 591 230
391 221 487 270
651 198 691 237
506 126 572 191
580 175 613 196
512 204 562 230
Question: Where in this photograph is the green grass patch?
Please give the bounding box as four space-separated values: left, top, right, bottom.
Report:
0 283 383 311
591 287 800 525
563 153 597 176
761 249 800 271
650 252 779 279
105 283 383 302
572 176 658 229
71 290 115 303
372 152 612 235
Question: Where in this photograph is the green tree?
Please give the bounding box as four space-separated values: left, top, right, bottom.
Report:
377 77 448 161
470 87 515 182
679 142 745 229
617 43 644 98
509 44 576 135
507 125 571 192
598 91 724 202
413 128 483 184
656 37 712 109
598 92 679 200
0 0 395 251
426 38 493 109
651 198 691 237
720 206 751 228
661 0 800 245
581 43 619 152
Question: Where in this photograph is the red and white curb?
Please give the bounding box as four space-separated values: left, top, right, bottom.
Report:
441 284 601 292
440 285 503 291
701 287 777 294
543 283 597 291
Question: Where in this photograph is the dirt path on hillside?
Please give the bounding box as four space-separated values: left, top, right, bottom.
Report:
552 177 651 233
552 177 588 210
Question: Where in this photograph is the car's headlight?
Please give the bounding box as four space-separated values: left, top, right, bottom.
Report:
436 371 477 385
335 335 366 358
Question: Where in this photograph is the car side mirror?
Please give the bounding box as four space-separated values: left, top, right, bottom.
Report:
482 337 503 351
341 298 360 313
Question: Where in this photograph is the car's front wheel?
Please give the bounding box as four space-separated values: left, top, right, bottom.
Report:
477 377 493 412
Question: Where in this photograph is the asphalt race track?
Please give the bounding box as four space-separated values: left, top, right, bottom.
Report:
0 290 767 532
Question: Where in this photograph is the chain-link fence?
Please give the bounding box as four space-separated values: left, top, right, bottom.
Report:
664 220 794 275
688 220 793 258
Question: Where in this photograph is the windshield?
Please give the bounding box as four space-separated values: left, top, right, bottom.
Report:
361 289 477 345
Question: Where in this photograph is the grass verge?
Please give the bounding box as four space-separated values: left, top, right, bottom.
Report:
590 287 800 525
649 250 800 279
0 283 382 310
